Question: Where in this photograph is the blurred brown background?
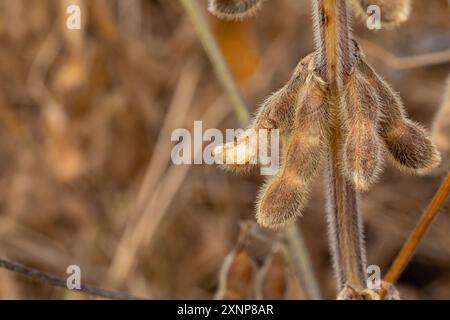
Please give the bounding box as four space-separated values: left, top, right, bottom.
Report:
0 0 449 299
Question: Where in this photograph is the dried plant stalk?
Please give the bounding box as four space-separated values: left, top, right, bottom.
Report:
181 0 249 125
313 0 367 292
284 223 322 299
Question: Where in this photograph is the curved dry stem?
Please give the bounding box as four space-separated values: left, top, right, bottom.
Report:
0 258 140 300
181 0 249 125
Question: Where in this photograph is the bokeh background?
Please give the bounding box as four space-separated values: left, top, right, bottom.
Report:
0 0 449 299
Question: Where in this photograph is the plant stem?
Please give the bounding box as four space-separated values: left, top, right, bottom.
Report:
382 171 450 297
179 0 249 125
312 0 367 291
180 0 321 299
285 224 322 299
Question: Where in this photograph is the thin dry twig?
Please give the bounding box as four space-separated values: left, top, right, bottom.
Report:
0 258 141 300
180 0 249 125
381 171 450 298
284 224 322 300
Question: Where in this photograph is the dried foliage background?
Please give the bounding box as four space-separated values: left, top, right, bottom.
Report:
0 0 449 299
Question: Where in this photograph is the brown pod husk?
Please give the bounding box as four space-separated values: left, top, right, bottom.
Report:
431 75 450 174
351 0 411 28
357 57 441 174
213 54 315 173
341 64 383 191
254 246 289 300
256 71 328 229
215 244 257 300
208 0 266 21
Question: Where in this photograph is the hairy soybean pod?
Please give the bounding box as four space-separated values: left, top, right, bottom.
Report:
254 53 314 136
208 0 266 20
358 58 441 174
341 66 383 191
257 76 328 228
